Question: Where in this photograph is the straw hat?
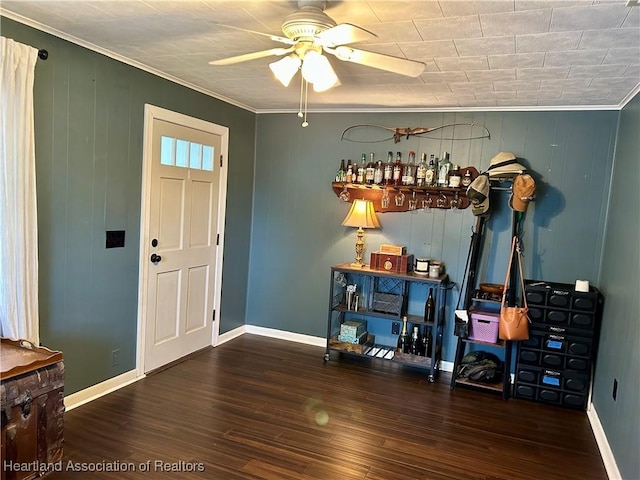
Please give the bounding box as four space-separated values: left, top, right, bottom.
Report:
486 152 526 178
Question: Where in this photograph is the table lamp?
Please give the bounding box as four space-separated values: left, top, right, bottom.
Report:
342 199 381 267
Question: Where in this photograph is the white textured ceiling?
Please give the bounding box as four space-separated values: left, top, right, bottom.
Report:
2 0 639 112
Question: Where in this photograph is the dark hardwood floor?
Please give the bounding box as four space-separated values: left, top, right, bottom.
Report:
48 335 606 479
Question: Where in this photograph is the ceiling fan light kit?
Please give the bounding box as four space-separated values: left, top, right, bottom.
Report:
210 0 426 125
269 54 302 87
300 50 338 92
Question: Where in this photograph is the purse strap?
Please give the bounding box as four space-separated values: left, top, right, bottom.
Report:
501 236 528 310
515 238 528 310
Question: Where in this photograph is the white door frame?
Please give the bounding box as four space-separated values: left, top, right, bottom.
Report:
136 104 228 376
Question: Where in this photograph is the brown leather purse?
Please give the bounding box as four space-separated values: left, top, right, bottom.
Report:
499 236 530 341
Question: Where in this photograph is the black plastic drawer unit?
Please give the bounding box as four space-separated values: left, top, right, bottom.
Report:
516 280 603 410
515 365 590 409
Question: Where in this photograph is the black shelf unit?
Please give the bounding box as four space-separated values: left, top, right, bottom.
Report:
450 208 520 399
325 263 450 383
514 280 603 410
450 303 513 398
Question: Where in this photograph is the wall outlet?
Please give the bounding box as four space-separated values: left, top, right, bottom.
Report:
612 378 618 401
111 349 120 367
391 322 400 335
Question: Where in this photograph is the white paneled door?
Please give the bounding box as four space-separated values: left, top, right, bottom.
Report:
140 107 227 373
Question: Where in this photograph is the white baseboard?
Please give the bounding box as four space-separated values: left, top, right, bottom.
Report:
440 360 454 373
62 324 619 480
245 325 326 347
216 325 246 345
63 326 314 412
244 327 458 372
64 370 143 411
587 405 622 480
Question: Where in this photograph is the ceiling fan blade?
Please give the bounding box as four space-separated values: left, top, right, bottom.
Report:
211 23 295 45
315 23 376 47
209 47 294 66
325 46 425 77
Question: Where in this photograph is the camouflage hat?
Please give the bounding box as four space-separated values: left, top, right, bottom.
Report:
466 173 490 216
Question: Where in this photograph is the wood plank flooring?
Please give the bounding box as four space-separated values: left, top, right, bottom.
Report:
46 335 607 480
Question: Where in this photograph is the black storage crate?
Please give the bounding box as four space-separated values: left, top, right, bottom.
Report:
516 280 602 411
371 277 405 315
372 292 403 314
515 365 589 409
517 349 590 372
525 280 602 314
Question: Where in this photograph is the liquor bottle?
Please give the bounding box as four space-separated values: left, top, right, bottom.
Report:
336 159 346 182
426 154 437 187
365 153 376 185
384 151 393 185
357 154 366 184
437 152 452 186
397 316 410 354
393 151 403 186
448 164 461 187
374 160 384 185
461 168 473 187
421 325 432 358
403 151 416 186
416 153 427 187
346 159 353 183
409 324 423 356
424 287 436 324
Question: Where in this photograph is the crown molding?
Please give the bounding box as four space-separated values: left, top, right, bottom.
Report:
2 9 635 116
255 104 622 114
619 82 640 109
0 9 257 114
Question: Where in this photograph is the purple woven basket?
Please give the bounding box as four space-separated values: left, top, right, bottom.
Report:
469 312 499 343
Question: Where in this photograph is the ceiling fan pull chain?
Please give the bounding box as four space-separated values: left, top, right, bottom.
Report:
302 80 309 128
298 77 305 119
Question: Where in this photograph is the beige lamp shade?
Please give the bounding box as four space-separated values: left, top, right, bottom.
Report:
342 199 381 229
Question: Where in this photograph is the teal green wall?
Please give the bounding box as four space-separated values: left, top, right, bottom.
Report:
252 107 637 478
1 17 256 394
251 110 617 339
3 14 638 477
594 92 640 480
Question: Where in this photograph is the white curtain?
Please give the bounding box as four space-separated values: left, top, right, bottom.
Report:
0 37 40 344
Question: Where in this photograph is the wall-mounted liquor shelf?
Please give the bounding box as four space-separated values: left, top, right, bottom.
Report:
332 167 479 212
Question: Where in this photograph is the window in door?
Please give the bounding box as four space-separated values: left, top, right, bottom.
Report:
160 135 215 172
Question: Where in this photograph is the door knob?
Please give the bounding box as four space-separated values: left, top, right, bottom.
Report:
150 253 162 263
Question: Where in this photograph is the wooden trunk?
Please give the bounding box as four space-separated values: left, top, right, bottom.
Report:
1 339 64 480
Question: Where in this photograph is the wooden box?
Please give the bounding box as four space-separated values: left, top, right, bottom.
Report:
370 252 414 273
379 244 407 255
330 334 375 354
1 339 64 480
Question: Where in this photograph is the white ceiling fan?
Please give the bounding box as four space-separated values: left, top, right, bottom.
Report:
209 0 426 93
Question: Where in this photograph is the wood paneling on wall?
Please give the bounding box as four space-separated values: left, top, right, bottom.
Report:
3 14 637 479
251 110 617 349
2 17 256 395
594 92 640 480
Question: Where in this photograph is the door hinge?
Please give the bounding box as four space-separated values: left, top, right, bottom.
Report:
216 233 219 245
212 309 216 321
220 155 223 168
